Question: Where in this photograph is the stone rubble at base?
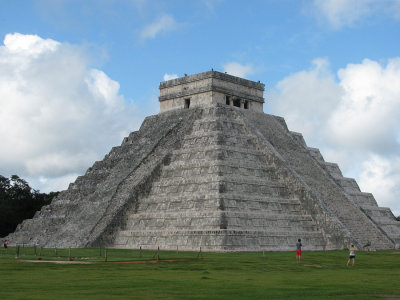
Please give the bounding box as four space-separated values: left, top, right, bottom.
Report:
7 71 400 251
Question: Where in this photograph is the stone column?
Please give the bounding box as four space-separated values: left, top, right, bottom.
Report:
232 96 237 107
240 99 245 109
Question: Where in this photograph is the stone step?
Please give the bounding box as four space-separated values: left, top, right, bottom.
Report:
347 191 379 206
335 177 361 193
360 205 395 216
377 226 400 239
144 191 297 203
136 199 219 212
165 159 275 172
149 175 290 197
162 165 278 181
307 147 325 164
135 201 304 215
193 116 244 125
323 162 343 178
138 193 301 213
290 131 307 147
372 219 400 226
154 174 283 188
114 229 326 251
116 229 323 236
125 210 313 220
171 146 268 163
125 217 316 232
177 144 265 156
181 133 258 149
192 118 247 133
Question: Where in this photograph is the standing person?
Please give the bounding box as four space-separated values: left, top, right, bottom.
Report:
296 239 302 263
347 245 356 266
3 240 7 253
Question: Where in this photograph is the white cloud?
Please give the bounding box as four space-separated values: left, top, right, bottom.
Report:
359 155 400 216
222 62 255 78
269 58 342 140
3 32 59 55
268 57 400 216
140 15 179 40
310 0 400 29
163 73 178 81
0 33 142 192
327 58 400 153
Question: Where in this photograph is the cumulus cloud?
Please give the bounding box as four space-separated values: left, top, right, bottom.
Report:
310 0 400 29
359 155 400 213
269 58 342 140
222 62 255 78
327 58 400 153
163 73 178 81
140 15 179 40
269 57 400 216
0 33 142 192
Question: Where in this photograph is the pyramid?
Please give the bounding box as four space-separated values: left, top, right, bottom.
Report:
8 71 400 251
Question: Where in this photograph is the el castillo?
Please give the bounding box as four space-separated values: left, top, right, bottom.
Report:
7 70 400 251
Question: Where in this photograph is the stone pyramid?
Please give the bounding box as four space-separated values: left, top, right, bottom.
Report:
8 71 400 251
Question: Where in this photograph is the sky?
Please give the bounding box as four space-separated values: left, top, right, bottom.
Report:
0 0 399 215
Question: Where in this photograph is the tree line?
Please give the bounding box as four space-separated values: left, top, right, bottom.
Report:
0 175 59 237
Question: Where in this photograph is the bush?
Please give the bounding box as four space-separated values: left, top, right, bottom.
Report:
0 175 59 237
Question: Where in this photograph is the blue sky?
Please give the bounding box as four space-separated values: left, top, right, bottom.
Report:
2 0 399 100
1 0 400 215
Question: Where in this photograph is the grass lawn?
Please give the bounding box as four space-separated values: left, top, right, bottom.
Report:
0 247 399 299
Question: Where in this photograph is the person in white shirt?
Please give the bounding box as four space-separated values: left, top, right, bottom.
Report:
347 245 356 266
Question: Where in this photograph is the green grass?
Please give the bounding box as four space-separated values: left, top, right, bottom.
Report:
0 247 399 299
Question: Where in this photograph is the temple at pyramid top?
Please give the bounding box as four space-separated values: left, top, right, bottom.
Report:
159 70 265 113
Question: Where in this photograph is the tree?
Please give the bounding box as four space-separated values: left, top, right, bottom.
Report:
0 175 59 237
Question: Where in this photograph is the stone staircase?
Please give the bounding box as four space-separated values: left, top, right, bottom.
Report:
114 106 326 251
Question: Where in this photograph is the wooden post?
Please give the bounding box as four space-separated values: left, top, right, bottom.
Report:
34 245 37 256
105 248 108 262
139 246 142 258
68 247 72 261
54 247 57 256
157 246 160 261
16 245 20 258
39 247 42 260
197 247 203 259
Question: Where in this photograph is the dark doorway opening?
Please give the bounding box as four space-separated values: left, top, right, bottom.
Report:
184 98 190 109
233 99 240 107
226 96 230 105
244 101 249 109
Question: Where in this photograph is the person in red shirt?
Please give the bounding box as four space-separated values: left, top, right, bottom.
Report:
296 239 302 263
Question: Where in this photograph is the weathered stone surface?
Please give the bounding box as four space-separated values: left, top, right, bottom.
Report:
7 71 400 251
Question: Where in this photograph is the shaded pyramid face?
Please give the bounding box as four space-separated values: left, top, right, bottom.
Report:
7 71 400 251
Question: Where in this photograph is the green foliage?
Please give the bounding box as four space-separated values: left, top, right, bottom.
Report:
0 248 400 299
0 175 59 237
